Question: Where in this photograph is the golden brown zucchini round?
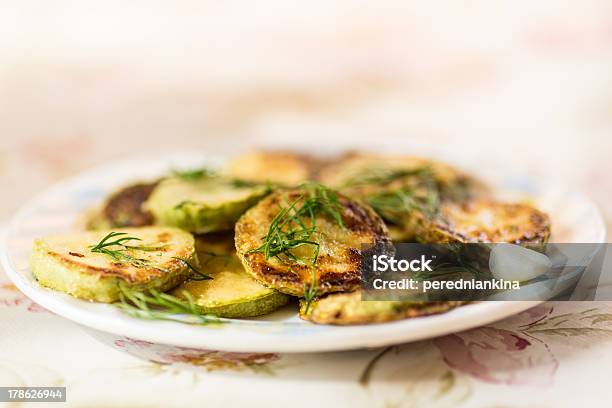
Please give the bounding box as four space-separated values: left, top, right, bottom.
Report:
318 153 485 242
318 153 476 190
225 151 325 185
235 184 391 297
420 198 551 244
30 227 197 303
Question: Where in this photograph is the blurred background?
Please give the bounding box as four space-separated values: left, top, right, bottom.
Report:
1 0 611 226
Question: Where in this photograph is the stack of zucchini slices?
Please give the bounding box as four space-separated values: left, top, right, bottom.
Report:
31 151 551 325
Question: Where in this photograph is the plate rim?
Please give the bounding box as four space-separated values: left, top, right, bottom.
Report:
1 256 545 352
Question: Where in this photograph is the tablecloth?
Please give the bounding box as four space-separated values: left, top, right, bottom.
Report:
4 263 612 407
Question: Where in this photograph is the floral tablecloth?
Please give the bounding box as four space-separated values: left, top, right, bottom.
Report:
3 263 612 408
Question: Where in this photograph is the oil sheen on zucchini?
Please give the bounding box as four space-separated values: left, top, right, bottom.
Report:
172 234 290 317
145 176 270 233
30 227 197 303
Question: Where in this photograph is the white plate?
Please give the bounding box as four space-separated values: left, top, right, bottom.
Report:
0 153 605 353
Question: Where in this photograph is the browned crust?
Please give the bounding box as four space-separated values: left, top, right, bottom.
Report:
422 199 551 244
235 188 391 296
239 252 364 294
44 245 193 285
102 182 159 228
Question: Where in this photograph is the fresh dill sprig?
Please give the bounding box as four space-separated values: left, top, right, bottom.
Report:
172 256 212 281
90 231 153 268
116 282 219 325
174 200 195 210
342 167 434 188
92 234 214 280
302 268 318 315
230 179 273 190
248 182 344 265
346 166 441 223
248 182 345 307
171 167 217 181
90 231 141 252
367 185 439 224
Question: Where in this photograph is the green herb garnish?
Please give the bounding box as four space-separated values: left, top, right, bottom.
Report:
367 186 439 224
230 179 272 189
172 256 212 281
90 231 154 268
342 167 434 188
117 282 218 325
248 182 345 312
302 267 318 315
171 168 217 181
248 182 344 265
344 166 441 223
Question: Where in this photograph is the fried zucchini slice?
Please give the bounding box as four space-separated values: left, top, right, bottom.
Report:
225 151 325 185
30 227 197 303
145 176 270 233
235 184 391 297
318 153 481 194
86 182 158 230
318 154 485 241
420 198 551 244
172 235 290 317
299 291 465 325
